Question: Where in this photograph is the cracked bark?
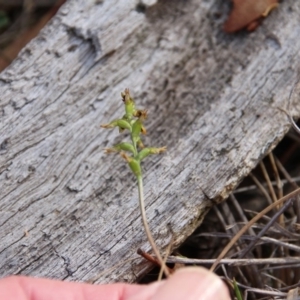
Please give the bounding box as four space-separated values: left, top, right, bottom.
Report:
0 0 300 283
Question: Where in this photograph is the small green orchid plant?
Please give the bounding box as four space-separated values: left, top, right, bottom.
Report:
101 88 169 277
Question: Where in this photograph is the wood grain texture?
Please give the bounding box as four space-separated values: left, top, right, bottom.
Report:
0 0 299 283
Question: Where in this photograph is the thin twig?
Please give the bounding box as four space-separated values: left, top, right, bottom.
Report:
230 194 256 236
137 248 161 266
269 153 283 201
195 233 300 252
264 263 300 271
158 234 174 280
244 287 286 298
275 157 299 190
216 201 264 287
210 187 300 272
249 173 273 206
261 272 287 287
233 176 300 194
275 157 300 227
260 160 278 204
166 256 300 266
238 198 293 258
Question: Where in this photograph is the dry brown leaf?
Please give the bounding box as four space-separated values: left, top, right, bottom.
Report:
224 0 279 33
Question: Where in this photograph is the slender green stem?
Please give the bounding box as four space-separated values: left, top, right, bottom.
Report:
103 89 169 278
130 126 138 157
137 175 170 278
131 137 138 157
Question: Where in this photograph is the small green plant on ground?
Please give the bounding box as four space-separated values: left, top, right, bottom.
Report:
101 88 170 278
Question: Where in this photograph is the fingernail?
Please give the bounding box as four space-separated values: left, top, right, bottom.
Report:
150 267 230 300
176 267 231 300
127 267 230 300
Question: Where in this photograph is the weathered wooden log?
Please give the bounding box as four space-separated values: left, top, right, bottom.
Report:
0 0 299 284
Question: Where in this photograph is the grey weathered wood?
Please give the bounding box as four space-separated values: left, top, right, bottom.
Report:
0 0 300 284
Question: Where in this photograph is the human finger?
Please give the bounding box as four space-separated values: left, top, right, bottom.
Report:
127 267 231 300
0 275 144 300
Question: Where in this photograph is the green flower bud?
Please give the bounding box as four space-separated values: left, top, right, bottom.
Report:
101 119 131 131
121 88 136 120
113 142 135 154
141 125 147 135
137 147 167 161
134 109 148 120
137 139 145 149
120 152 142 177
132 119 143 138
129 159 142 177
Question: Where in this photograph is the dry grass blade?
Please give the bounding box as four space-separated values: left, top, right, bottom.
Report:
263 263 300 271
275 157 299 189
229 194 256 237
196 233 300 252
234 176 300 194
269 152 283 200
275 156 300 228
166 256 300 266
210 187 300 272
249 173 273 206
214 199 264 288
238 197 293 258
260 160 278 204
243 287 287 299
157 234 175 280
